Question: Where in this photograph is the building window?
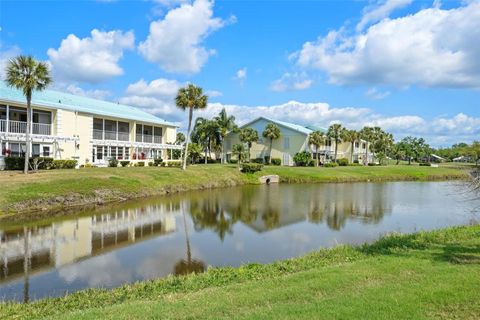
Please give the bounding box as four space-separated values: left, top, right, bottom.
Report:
284 137 290 149
355 142 359 148
326 140 332 147
362 142 366 149
96 146 103 160
32 144 40 157
43 146 50 157
110 146 117 159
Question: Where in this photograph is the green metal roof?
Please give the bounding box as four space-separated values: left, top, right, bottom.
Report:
241 116 326 136
0 81 177 127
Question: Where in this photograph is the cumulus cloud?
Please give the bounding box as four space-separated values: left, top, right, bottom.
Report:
270 72 313 92
125 78 181 98
139 0 233 74
64 84 111 100
356 0 413 31
47 29 135 83
124 98 479 146
0 44 21 80
294 1 480 88
206 90 222 97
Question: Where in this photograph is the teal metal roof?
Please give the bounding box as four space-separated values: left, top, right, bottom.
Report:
0 81 177 127
304 125 327 133
242 116 321 135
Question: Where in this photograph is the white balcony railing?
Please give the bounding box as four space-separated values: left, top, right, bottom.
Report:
0 120 51 135
135 134 162 144
93 130 130 141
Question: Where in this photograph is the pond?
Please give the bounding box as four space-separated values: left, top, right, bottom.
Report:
0 181 478 302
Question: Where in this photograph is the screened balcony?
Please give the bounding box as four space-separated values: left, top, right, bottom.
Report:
0 105 52 135
93 118 130 141
135 124 162 144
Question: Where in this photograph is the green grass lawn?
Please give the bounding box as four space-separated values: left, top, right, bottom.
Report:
2 225 479 320
0 164 468 217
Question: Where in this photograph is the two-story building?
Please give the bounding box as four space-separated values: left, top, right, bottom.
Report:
224 117 371 165
0 81 181 167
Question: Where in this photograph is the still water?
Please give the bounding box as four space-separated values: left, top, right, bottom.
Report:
0 181 478 302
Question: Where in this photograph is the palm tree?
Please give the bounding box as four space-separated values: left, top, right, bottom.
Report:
5 55 52 174
308 131 326 166
188 143 203 164
232 143 246 167
262 123 281 164
239 127 259 161
175 84 208 170
175 132 185 145
359 126 374 165
214 108 237 164
192 118 219 163
342 129 360 164
327 123 344 161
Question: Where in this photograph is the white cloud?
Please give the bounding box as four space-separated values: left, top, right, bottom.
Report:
47 29 135 83
125 78 181 98
233 67 247 85
356 0 413 31
206 90 222 97
64 84 111 100
0 44 21 80
139 0 232 74
365 87 390 100
270 72 312 92
295 1 480 88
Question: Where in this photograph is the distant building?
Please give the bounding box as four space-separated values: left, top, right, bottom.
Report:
224 117 371 165
0 81 181 167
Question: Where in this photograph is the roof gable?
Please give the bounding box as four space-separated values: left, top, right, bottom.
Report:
240 116 313 135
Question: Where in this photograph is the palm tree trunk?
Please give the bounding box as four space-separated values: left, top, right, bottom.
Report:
269 139 273 164
24 96 32 174
182 108 193 170
334 139 338 161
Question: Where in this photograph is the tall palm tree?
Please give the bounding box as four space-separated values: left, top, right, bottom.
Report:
359 126 374 165
192 118 219 163
239 127 259 161
327 123 344 161
5 55 52 174
175 84 208 170
214 108 237 164
262 123 281 164
308 130 326 166
342 129 360 164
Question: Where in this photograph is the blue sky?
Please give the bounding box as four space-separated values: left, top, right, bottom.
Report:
1 0 479 146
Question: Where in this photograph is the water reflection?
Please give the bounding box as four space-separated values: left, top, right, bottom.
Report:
0 182 476 302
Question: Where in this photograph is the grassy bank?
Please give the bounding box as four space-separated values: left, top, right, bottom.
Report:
0 164 467 217
1 224 479 319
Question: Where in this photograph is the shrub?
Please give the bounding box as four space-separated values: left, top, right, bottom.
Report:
368 163 379 166
293 151 312 167
108 158 119 168
228 159 238 164
419 162 431 166
348 163 362 166
353 160 359 164
264 156 270 163
271 158 281 166
153 158 163 166
4 157 55 170
168 161 182 167
53 160 77 169
241 163 263 173
135 162 145 167
252 158 264 164
324 162 338 168
336 158 349 166
148 162 154 167
120 161 130 167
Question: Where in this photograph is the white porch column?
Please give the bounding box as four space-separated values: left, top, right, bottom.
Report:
5 105 9 133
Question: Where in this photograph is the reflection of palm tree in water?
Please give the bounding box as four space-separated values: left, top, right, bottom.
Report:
23 227 30 303
174 206 206 276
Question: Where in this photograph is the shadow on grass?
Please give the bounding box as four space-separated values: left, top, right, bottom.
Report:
358 227 480 265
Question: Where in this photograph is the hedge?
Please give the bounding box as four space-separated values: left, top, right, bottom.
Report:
324 162 338 168
53 160 77 169
5 157 55 170
120 161 130 167
241 163 263 173
271 158 281 166
336 158 349 166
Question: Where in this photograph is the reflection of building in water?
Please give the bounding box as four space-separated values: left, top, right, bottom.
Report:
0 205 176 284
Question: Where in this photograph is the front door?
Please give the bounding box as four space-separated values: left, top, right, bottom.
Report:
283 153 291 166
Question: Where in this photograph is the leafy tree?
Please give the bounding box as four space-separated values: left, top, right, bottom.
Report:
187 143 203 164
262 123 281 164
308 131 326 166
341 129 360 164
370 129 393 165
192 118 220 163
214 108 237 164
239 127 259 161
175 84 208 170
327 123 344 161
467 141 480 166
5 55 52 174
175 132 185 145
359 126 374 165
390 142 407 165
